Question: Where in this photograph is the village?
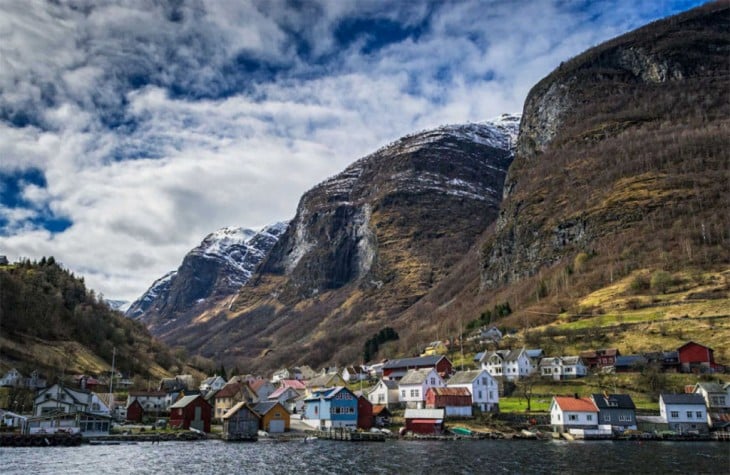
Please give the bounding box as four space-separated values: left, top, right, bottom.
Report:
1 334 729 446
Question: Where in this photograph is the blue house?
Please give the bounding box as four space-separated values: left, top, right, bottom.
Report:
303 386 358 429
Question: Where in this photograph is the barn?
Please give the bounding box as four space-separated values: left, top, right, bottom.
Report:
169 394 212 433
425 387 473 417
404 408 444 435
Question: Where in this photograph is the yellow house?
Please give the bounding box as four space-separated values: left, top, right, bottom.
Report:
253 401 290 433
421 340 448 356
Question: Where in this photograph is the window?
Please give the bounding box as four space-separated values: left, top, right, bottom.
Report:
378 394 384 403
478 391 482 399
696 411 703 418
670 411 679 419
586 415 593 421
686 411 693 419
489 391 494 400
565 368 572 373
410 389 419 398
401 390 406 398
604 415 611 422
481 378 487 385
569 414 577 421
430 378 435 385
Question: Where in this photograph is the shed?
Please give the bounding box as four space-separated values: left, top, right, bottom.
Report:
169 394 212 433
222 402 260 441
357 395 373 430
126 399 144 423
253 401 290 433
425 387 473 417
404 408 444 435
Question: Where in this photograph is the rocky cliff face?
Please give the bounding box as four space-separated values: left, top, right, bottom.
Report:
483 3 730 288
162 116 520 370
127 223 287 333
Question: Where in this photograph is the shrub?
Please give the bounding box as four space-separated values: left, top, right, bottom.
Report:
650 271 673 294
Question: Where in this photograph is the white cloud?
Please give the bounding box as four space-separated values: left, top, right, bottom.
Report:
0 0 703 300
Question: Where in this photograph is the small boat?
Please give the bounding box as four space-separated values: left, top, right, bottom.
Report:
451 427 472 436
303 436 318 442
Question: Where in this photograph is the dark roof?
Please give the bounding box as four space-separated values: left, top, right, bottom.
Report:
661 393 706 405
214 383 242 399
253 401 284 416
591 394 636 410
382 355 446 369
614 355 647 367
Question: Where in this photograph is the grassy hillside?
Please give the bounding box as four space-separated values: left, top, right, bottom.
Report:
0 258 182 380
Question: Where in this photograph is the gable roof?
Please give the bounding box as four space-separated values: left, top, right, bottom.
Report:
268 386 300 400
399 368 434 385
222 401 259 420
306 373 343 388
372 405 391 416
382 355 445 370
214 383 242 399
249 379 271 393
169 394 205 409
252 401 287 416
661 393 706 405
427 387 471 397
525 349 544 358
553 396 598 412
591 394 636 410
695 382 725 393
280 379 306 390
404 408 444 419
447 370 485 385
677 341 713 352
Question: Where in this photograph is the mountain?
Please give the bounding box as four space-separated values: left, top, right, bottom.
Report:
481 3 729 292
155 115 520 370
0 257 180 379
128 222 288 335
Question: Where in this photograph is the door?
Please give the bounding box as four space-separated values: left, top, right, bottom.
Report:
191 406 204 431
268 419 285 433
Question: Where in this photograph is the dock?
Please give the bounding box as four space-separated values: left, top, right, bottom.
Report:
313 428 386 442
0 433 82 447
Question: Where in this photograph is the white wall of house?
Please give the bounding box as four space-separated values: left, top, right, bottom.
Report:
447 371 499 411
660 402 707 424
367 380 399 407
399 370 444 408
550 406 598 429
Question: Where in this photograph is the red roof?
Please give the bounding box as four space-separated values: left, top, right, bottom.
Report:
281 379 306 390
214 383 241 399
372 405 390 416
553 396 598 412
428 387 471 397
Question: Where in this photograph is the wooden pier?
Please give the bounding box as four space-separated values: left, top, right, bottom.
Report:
0 433 82 447
313 428 386 442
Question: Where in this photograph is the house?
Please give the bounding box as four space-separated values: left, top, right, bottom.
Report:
73 375 101 391
659 393 709 434
447 369 499 412
268 386 304 414
550 396 599 433
525 349 544 367
613 355 648 373
305 373 346 393
357 395 373 430
644 351 680 372
33 384 93 416
199 375 227 393
27 411 111 436
252 401 290 433
382 355 453 380
280 379 307 391
296 365 318 380
398 368 445 409
677 342 722 373
222 402 260 441
0 409 27 431
213 383 257 420
342 366 369 383
590 393 637 432
367 362 385 379
372 405 392 427
126 391 167 415
88 392 111 415
480 348 534 381
366 379 400 408
271 368 295 383
579 348 620 370
0 255 8 265
404 408 444 435
247 379 275 400
126 399 144 422
0 369 46 389
169 394 212 433
159 374 194 392
303 386 358 429
539 356 587 380
480 326 503 342
692 382 730 428
425 387 472 417
421 340 448 356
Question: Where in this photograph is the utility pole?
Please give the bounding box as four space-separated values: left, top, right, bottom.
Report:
109 347 116 417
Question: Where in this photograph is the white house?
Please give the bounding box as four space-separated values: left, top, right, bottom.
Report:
539 356 588 380
447 369 499 412
480 348 533 381
33 384 93 416
342 366 368 383
200 375 227 393
693 382 729 427
367 379 400 408
659 393 709 434
126 391 167 414
398 368 445 409
550 396 599 433
0 369 46 389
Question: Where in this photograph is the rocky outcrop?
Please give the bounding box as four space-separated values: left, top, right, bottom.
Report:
128 223 287 332
483 3 730 288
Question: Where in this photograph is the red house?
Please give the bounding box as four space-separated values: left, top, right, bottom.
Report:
579 348 620 369
404 408 444 435
382 356 453 380
169 394 212 433
357 396 373 430
425 387 472 417
677 342 721 373
126 399 144 423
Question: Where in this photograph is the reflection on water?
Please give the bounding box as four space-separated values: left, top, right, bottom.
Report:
2 439 728 474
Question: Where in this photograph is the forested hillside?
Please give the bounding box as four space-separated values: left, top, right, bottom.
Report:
0 257 179 378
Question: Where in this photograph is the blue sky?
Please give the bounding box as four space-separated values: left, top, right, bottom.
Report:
0 0 705 301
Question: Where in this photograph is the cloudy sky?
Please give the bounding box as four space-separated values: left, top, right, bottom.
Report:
0 0 703 302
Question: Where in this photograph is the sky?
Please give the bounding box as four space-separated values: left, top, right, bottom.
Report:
0 0 705 302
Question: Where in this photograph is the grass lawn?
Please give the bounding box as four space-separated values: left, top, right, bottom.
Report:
499 396 550 412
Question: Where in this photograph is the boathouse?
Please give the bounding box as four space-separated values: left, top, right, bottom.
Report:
169 394 212 433
425 387 472 417
222 402 260 441
253 401 290 433
404 408 444 435
357 395 373 430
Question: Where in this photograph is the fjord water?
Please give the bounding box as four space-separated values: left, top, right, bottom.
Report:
3 440 728 474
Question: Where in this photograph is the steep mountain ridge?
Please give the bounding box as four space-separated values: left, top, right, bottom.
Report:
482 3 730 290
127 222 287 334
156 116 520 369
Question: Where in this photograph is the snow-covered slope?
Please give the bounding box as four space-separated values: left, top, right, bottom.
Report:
126 222 288 323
